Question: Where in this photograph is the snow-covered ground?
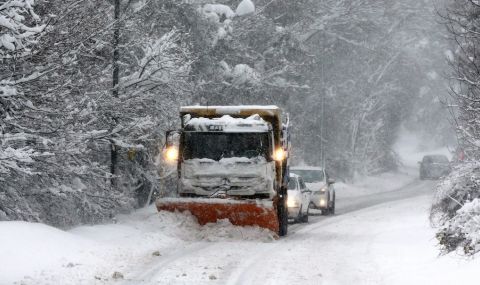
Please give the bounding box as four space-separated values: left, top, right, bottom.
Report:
1 174 479 284
0 208 274 285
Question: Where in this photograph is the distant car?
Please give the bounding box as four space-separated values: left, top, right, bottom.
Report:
287 173 311 223
419 155 451 180
290 166 336 215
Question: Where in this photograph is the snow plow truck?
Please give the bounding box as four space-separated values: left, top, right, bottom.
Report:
157 105 291 236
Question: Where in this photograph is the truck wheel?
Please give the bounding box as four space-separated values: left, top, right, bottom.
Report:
278 197 288 236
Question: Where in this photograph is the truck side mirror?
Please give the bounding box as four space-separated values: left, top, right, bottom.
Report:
327 178 336 185
164 130 181 162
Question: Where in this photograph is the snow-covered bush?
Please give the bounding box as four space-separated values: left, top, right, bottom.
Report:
431 162 480 255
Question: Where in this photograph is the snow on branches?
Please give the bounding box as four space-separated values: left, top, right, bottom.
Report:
0 0 44 57
431 162 480 255
442 0 480 160
235 0 255 16
0 0 45 176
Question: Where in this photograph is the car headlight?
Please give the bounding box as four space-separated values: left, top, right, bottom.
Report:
287 197 299 208
320 187 327 192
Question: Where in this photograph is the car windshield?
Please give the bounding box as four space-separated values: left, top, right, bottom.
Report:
290 169 324 183
183 132 271 161
288 177 298 190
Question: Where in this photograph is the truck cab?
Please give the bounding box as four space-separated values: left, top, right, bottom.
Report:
179 114 277 198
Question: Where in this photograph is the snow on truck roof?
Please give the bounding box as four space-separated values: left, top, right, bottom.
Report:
180 105 281 118
181 105 279 111
185 114 271 132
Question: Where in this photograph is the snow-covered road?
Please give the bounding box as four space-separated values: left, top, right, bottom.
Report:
121 178 436 285
1 171 478 285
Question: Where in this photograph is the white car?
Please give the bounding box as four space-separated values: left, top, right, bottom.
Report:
290 166 336 215
287 173 311 223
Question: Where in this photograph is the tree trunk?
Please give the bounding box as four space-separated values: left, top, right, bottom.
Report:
111 0 120 188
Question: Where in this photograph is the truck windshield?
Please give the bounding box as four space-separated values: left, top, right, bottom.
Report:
183 132 272 161
290 170 324 183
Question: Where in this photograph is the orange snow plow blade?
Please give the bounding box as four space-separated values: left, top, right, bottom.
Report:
156 198 279 234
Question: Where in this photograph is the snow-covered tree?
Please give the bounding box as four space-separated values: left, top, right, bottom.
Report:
0 0 193 226
1 0 45 176
430 0 480 255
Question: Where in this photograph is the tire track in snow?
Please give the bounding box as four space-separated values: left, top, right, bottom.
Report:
120 242 215 285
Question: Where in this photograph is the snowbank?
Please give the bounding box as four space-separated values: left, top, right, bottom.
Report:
0 222 95 284
0 206 274 284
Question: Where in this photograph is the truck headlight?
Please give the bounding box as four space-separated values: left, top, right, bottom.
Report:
164 146 179 162
273 148 286 161
320 187 327 192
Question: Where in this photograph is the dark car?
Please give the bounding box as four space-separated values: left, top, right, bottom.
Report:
419 155 451 180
